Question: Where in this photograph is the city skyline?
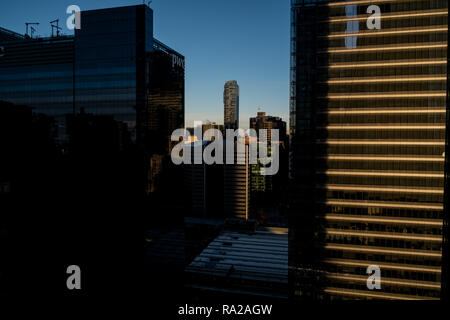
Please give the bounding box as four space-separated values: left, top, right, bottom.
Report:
0 0 290 129
2 0 450 307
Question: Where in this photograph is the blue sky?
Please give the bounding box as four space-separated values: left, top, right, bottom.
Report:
0 0 290 129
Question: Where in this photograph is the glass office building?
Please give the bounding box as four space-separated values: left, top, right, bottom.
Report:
74 5 153 141
0 5 184 148
0 35 75 140
145 39 185 194
0 5 184 197
290 0 448 300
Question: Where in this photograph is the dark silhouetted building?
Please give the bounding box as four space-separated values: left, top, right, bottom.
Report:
145 39 185 195
0 4 184 301
0 26 24 42
184 141 224 219
0 5 184 196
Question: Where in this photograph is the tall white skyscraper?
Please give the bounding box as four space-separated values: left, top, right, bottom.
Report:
223 80 239 129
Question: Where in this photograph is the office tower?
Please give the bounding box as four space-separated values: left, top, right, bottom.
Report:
184 141 224 218
250 111 288 224
223 80 246 219
224 141 250 220
249 112 288 181
185 141 209 217
145 39 185 195
0 29 75 141
290 0 448 300
224 80 239 130
0 5 184 196
74 5 154 141
202 121 224 138
250 111 287 144
0 5 185 301
0 5 184 147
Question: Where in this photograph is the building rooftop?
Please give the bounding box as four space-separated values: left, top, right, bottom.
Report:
0 27 25 42
185 229 288 298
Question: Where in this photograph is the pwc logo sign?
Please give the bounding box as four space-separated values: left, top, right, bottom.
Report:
345 4 381 49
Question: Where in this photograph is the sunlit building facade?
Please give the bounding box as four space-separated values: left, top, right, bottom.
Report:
290 0 448 300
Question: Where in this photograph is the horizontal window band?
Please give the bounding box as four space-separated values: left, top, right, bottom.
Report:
322 214 443 226
328 27 448 39
326 274 441 289
320 108 446 114
327 76 447 84
324 243 442 257
323 258 442 273
328 43 447 53
325 229 442 242
326 93 447 99
328 60 447 69
319 184 444 194
319 170 444 178
328 10 448 23
323 125 446 130
323 288 438 300
318 140 445 146
323 155 444 162
324 200 443 210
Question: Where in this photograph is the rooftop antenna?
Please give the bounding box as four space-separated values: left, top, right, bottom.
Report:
25 22 39 38
30 26 37 38
50 19 62 37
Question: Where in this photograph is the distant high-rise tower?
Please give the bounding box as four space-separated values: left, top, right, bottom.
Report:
224 80 239 129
